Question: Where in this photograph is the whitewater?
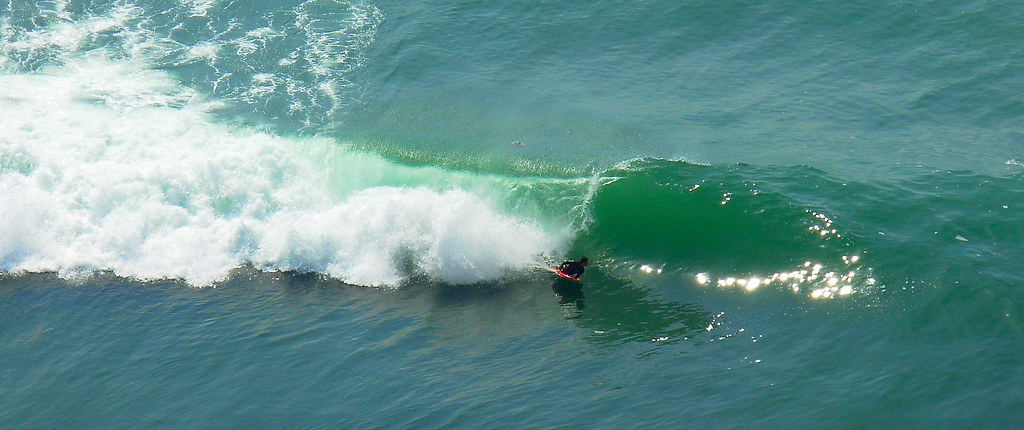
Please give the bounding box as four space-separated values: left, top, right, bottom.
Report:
0 51 577 285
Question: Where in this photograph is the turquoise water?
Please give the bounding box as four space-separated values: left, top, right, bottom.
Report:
2 0 1024 427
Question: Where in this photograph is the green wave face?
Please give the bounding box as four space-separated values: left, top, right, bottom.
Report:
590 161 829 269
570 159 870 300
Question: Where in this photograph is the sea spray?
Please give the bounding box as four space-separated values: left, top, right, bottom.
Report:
0 54 563 286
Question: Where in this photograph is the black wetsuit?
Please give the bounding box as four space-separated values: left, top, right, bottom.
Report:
558 260 585 279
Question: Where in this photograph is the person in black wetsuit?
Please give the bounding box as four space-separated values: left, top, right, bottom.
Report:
553 257 588 311
558 256 589 279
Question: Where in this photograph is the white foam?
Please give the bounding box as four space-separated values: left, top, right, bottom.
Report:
0 54 562 286
184 0 217 18
1 4 141 59
2 0 383 130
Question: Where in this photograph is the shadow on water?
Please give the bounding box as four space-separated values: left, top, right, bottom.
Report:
551 279 586 313
318 267 716 350
559 269 715 347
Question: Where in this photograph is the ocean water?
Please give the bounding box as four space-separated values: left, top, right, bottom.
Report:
2 0 1023 427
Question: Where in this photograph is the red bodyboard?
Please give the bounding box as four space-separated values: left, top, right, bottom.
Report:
550 267 581 282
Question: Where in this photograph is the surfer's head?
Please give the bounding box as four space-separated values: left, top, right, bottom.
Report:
580 257 589 266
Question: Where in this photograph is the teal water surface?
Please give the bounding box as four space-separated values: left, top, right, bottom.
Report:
2 0 1024 427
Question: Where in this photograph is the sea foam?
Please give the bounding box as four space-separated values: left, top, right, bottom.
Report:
0 54 560 286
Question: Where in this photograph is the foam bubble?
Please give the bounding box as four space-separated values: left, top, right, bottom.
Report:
0 55 561 286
